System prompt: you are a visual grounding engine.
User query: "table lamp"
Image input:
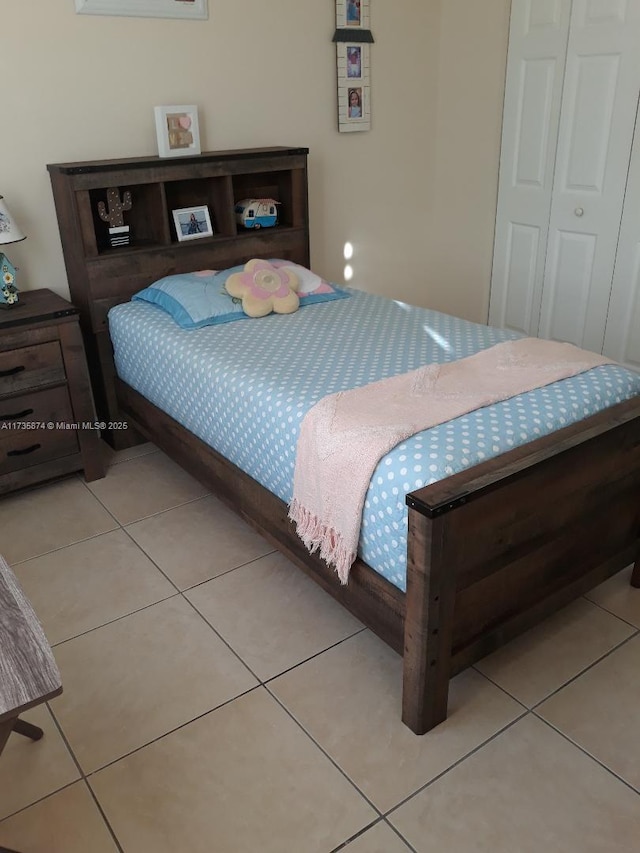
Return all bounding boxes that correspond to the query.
[0,195,26,308]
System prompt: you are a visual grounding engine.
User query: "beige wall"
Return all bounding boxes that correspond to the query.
[2,1,509,320]
[428,0,511,322]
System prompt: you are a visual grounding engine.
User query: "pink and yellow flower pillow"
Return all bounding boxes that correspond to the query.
[225,259,300,318]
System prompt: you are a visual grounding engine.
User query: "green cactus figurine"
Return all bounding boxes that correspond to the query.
[98,188,132,228]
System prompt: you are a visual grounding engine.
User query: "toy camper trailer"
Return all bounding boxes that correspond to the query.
[235,198,279,229]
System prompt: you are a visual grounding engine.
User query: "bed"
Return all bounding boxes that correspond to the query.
[109,281,640,733]
[48,148,640,734]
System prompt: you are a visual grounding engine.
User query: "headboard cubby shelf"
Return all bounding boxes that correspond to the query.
[48,146,310,448]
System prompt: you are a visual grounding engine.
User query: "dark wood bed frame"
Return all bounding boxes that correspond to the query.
[48,148,640,734]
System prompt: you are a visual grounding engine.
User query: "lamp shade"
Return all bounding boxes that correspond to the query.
[0,196,26,245]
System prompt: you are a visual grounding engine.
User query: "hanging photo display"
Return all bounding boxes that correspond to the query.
[333,0,374,133]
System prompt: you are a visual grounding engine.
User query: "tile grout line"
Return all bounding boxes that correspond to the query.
[471,633,640,801]
[74,452,216,530]
[104,445,160,467]
[327,818,387,853]
[531,712,640,798]
[182,585,367,686]
[380,709,531,822]
[117,492,217,528]
[43,632,371,794]
[118,524,183,594]
[179,593,264,683]
[174,548,278,592]
[262,683,386,821]
[49,590,182,649]
[528,630,640,711]
[45,630,372,794]
[9,526,120,569]
[80,778,126,853]
[328,816,419,853]
[385,817,420,853]
[0,779,78,826]
[180,590,372,773]
[13,494,280,650]
[78,465,285,604]
[0,707,125,853]
[261,627,369,685]
[582,585,640,632]
[81,485,214,530]
[47,542,282,648]
[471,624,640,712]
[66,684,264,777]
[6,470,123,567]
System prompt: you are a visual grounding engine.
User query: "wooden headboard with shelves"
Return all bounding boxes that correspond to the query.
[48,146,310,448]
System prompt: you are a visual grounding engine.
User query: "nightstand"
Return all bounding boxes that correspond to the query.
[0,289,105,495]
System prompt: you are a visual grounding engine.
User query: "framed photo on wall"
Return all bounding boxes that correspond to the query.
[334,0,373,132]
[75,0,208,19]
[347,45,362,79]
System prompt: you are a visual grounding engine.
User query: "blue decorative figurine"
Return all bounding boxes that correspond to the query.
[0,256,18,308]
[0,194,26,308]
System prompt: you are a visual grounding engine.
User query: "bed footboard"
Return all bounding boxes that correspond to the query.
[117,376,639,736]
[52,147,640,737]
[403,396,640,734]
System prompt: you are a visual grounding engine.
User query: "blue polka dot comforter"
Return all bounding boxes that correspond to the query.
[108,289,640,591]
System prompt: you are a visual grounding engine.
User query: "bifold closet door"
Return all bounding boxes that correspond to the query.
[602,94,640,372]
[490,0,640,353]
[489,0,572,337]
[537,0,640,352]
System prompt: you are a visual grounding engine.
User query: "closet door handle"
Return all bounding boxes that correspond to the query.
[574,207,584,217]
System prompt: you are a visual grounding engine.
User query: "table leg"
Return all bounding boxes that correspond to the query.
[12,718,44,741]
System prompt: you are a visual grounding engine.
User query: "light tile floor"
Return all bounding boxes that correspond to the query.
[0,444,639,852]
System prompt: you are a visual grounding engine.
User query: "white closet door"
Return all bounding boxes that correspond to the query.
[489,0,571,335]
[538,0,640,352]
[602,96,640,371]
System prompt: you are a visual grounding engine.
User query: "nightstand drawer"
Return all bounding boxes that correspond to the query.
[0,290,105,493]
[0,425,79,475]
[0,341,65,397]
[0,386,75,427]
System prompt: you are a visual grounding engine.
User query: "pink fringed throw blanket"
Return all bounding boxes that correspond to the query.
[288,338,611,584]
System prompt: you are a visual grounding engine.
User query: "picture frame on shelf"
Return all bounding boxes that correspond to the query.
[173,205,213,242]
[75,0,208,20]
[154,105,201,158]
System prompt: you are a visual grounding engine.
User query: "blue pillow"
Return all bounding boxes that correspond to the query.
[132,271,245,330]
[133,262,350,330]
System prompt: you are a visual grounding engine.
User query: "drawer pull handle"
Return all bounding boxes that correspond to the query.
[0,365,25,378]
[7,443,41,457]
[0,408,34,422]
